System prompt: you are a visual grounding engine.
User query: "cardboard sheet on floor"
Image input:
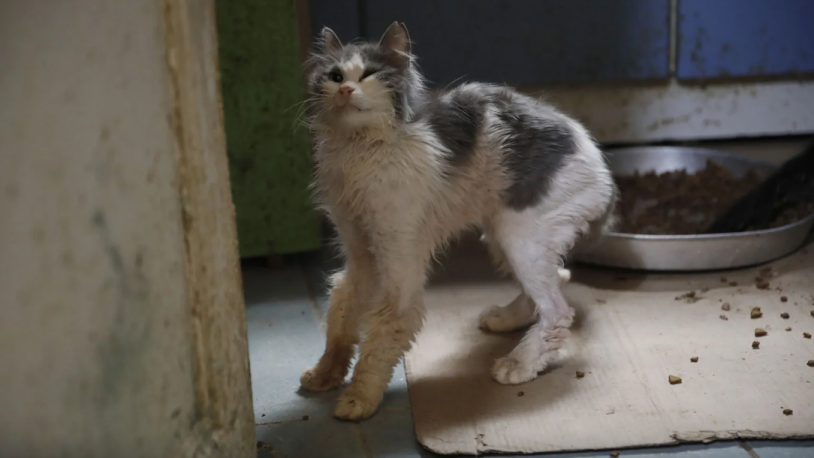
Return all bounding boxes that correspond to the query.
[405,241,814,455]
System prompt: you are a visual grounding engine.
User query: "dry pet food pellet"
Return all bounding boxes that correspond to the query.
[752,341,761,349]
[807,360,814,367]
[781,312,790,319]
[805,332,812,339]
[668,375,682,385]
[720,314,729,320]
[610,452,620,458]
[751,307,763,319]
[786,327,792,331]
[811,310,814,318]
[759,267,772,276]
[722,303,731,311]
[781,296,788,302]
[783,409,793,416]
[755,328,768,337]
[690,357,699,363]
[517,391,525,397]
[755,277,770,290]
[576,371,586,379]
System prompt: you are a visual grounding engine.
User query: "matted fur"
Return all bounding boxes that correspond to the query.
[299,22,617,421]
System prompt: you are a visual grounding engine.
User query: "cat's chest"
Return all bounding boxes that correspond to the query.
[320,143,416,190]
[317,140,433,211]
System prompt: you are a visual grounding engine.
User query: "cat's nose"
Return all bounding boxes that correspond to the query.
[338,85,355,97]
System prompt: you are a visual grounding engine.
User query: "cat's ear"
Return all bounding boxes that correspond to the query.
[319,27,342,53]
[379,22,411,63]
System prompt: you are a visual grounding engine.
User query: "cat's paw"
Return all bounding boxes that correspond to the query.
[491,356,540,385]
[300,366,343,392]
[333,387,382,421]
[479,305,532,333]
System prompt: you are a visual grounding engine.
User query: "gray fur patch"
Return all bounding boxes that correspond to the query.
[424,90,487,166]
[492,91,576,210]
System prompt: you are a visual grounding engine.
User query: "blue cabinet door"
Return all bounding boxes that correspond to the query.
[677,0,814,79]
[364,0,671,87]
[310,0,671,87]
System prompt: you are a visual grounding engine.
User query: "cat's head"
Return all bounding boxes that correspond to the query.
[305,22,424,131]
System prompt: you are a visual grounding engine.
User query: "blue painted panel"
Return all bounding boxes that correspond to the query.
[677,0,814,79]
[362,0,671,87]
[308,0,360,46]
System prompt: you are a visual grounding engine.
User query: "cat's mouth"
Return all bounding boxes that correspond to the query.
[335,101,369,113]
[342,104,368,113]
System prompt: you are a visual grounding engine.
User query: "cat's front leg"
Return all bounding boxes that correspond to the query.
[333,240,429,421]
[300,222,376,392]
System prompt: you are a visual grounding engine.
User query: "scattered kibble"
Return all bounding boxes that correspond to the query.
[781,312,790,319]
[804,332,812,339]
[807,360,814,367]
[597,299,607,304]
[781,296,788,302]
[752,341,761,349]
[720,314,729,320]
[722,303,731,311]
[783,409,793,416]
[755,328,768,337]
[517,391,525,397]
[610,452,620,458]
[690,357,699,363]
[668,375,682,385]
[751,307,763,319]
[810,310,814,318]
[576,371,585,379]
[755,277,770,290]
[786,327,792,332]
[759,267,773,276]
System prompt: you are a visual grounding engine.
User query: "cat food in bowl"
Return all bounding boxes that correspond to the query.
[574,146,814,271]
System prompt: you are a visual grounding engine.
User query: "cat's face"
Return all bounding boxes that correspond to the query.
[306,22,417,130]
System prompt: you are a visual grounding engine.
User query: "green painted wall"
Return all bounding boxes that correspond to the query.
[216,0,320,257]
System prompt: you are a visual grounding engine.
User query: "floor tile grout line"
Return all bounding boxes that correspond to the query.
[738,440,762,458]
[355,423,375,458]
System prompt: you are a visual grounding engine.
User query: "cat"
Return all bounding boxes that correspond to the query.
[299,22,617,421]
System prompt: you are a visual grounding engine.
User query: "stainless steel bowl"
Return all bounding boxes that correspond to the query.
[573,146,814,271]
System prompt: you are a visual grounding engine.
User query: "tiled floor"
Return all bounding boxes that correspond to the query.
[249,138,813,458]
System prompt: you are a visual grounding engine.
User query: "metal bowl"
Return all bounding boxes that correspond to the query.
[573,146,814,271]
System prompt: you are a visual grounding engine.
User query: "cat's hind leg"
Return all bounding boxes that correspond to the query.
[488,206,584,385]
[478,232,571,333]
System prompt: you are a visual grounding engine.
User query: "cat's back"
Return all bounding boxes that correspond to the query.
[418,83,577,163]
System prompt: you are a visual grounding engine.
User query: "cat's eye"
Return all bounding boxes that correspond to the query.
[361,68,379,80]
[328,71,343,83]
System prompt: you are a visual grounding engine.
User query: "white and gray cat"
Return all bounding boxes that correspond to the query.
[300,22,617,420]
